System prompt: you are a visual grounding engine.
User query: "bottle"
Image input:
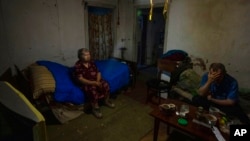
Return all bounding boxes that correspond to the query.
[196,106,204,121]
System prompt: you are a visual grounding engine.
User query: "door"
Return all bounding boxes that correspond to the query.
[135,7,165,68]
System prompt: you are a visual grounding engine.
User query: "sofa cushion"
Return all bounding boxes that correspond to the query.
[30,65,55,99]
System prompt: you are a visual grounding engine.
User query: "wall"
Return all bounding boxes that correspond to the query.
[0,0,85,74]
[166,0,250,90]
[113,0,135,61]
[0,0,12,74]
[0,0,129,74]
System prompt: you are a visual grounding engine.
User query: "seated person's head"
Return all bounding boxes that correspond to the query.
[78,48,91,62]
[209,63,226,83]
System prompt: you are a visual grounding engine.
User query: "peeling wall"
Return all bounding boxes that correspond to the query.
[0,0,85,72]
[113,0,135,61]
[165,0,250,89]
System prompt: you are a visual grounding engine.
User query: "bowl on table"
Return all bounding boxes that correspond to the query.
[205,114,218,126]
[159,103,176,115]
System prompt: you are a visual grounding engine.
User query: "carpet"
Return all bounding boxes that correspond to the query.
[140,123,168,141]
[46,94,153,141]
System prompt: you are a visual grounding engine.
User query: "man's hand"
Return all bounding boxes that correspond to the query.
[208,71,221,83]
[207,95,212,101]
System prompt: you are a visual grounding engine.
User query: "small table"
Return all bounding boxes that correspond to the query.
[149,98,229,141]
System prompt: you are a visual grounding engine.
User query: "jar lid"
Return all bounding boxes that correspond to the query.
[178,118,188,126]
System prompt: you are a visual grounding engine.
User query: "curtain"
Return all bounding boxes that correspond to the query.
[88,7,113,60]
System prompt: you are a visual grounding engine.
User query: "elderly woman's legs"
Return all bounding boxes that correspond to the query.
[91,102,102,118]
[100,80,115,108]
[104,95,115,108]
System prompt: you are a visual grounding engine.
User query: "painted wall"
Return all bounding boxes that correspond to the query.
[113,0,135,61]
[0,0,85,73]
[0,0,128,73]
[0,0,12,74]
[166,0,250,89]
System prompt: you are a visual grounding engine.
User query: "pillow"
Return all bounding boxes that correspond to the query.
[29,65,55,99]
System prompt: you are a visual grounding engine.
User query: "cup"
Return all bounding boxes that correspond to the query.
[179,104,189,118]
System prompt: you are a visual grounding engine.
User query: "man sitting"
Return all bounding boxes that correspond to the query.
[172,63,250,124]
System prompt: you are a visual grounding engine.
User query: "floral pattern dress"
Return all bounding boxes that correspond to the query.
[74,60,110,103]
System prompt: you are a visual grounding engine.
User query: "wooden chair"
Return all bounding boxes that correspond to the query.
[146,59,177,104]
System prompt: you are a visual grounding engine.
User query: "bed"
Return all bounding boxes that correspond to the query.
[24,58,131,123]
[32,58,130,105]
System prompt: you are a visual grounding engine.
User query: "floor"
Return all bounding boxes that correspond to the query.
[125,67,170,141]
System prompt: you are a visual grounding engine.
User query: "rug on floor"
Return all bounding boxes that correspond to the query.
[46,94,153,141]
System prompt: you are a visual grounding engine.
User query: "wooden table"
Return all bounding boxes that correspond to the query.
[149,98,229,141]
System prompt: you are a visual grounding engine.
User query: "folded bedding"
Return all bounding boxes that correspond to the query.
[36,59,130,105]
[37,61,84,105]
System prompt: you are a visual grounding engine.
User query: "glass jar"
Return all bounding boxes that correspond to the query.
[196,106,204,120]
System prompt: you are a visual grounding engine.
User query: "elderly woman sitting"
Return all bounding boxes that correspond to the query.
[73,48,115,119]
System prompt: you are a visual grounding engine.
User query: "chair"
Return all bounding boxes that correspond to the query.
[146,59,177,104]
[146,57,192,104]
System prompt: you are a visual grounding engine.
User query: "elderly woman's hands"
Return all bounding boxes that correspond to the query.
[94,81,101,87]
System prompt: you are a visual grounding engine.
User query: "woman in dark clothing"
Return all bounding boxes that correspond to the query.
[74,48,115,118]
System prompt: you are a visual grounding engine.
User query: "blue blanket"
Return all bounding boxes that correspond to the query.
[94,59,130,94]
[37,59,130,105]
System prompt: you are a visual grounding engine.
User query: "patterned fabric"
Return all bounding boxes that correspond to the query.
[74,60,110,103]
[176,69,201,95]
[88,12,113,60]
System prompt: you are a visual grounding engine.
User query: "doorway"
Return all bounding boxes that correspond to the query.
[136,7,165,69]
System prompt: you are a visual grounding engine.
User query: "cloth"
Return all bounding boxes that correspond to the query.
[74,60,110,103]
[200,73,239,102]
[37,60,85,105]
[94,59,130,94]
[176,69,201,95]
[161,50,188,61]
